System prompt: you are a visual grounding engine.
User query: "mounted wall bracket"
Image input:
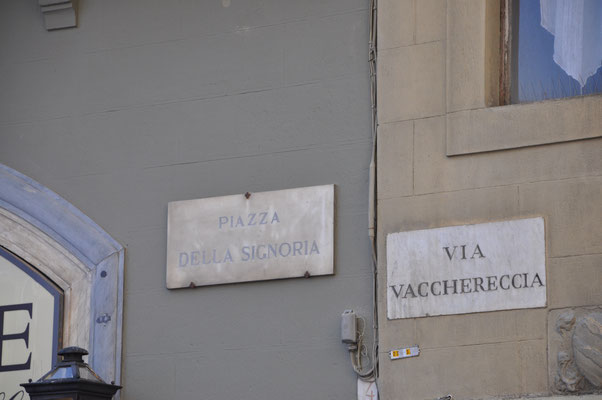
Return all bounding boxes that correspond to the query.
[39,0,77,31]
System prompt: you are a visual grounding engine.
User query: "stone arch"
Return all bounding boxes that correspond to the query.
[0,164,124,387]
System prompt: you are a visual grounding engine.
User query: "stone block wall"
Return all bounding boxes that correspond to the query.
[376,1,602,399]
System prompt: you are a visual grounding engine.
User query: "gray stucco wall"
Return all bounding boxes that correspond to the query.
[0,1,373,399]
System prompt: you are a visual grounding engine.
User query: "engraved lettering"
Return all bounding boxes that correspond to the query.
[471,244,485,259]
[443,246,457,260]
[191,251,200,266]
[443,279,457,295]
[473,277,485,292]
[444,244,485,261]
[271,212,280,224]
[293,241,303,256]
[460,278,471,293]
[487,275,498,291]
[179,252,189,267]
[259,212,268,225]
[499,274,510,290]
[279,242,291,257]
[390,285,404,298]
[241,246,250,261]
[256,245,266,260]
[223,249,233,263]
[403,284,417,298]
[531,273,544,287]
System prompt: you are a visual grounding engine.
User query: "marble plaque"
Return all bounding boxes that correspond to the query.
[167,185,334,288]
[387,217,546,319]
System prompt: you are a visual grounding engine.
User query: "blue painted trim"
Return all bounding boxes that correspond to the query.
[0,164,122,268]
[0,163,124,388]
[0,247,62,367]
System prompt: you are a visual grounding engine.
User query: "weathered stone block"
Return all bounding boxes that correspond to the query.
[377,0,414,50]
[378,41,445,123]
[379,340,546,399]
[414,116,602,194]
[548,254,602,309]
[377,121,413,199]
[416,0,446,43]
[416,309,546,349]
[519,339,549,394]
[378,185,519,235]
[446,0,499,112]
[447,95,602,156]
[378,317,416,352]
[447,0,487,112]
[520,177,602,257]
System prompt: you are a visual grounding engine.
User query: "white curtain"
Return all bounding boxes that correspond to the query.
[540,0,602,87]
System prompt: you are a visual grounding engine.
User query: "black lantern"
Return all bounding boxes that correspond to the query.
[21,347,121,400]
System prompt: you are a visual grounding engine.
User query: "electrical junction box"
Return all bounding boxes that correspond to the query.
[341,309,357,344]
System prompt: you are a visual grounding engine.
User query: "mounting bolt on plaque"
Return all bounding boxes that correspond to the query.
[244,192,251,199]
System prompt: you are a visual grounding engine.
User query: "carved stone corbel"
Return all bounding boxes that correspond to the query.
[39,0,77,31]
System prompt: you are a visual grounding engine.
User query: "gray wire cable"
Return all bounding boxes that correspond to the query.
[349,0,379,382]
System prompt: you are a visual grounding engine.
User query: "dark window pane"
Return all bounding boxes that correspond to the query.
[514,0,602,103]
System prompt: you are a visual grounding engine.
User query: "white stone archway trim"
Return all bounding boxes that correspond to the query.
[0,164,123,392]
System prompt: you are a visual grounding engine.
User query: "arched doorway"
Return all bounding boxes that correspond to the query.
[0,164,124,398]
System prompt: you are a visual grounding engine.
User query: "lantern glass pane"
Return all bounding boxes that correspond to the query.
[45,366,76,380]
[78,366,104,382]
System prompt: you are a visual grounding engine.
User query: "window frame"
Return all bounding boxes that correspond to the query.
[500,0,602,105]
[445,0,602,156]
